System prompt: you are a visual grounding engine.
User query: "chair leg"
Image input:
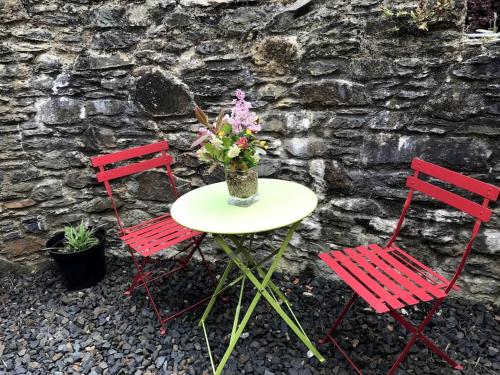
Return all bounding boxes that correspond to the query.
[388,301,464,373]
[142,278,168,335]
[178,234,217,288]
[124,252,168,334]
[124,254,150,296]
[319,293,358,345]
[321,294,464,374]
[387,298,464,375]
[122,234,219,335]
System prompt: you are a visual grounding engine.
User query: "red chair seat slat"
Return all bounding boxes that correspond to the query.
[391,245,460,291]
[355,246,434,303]
[407,176,491,221]
[91,141,169,167]
[140,230,200,257]
[121,214,201,257]
[345,248,419,306]
[320,244,455,313]
[332,251,405,310]
[127,222,183,246]
[122,216,180,242]
[123,213,172,233]
[132,225,194,253]
[319,252,388,313]
[411,158,500,200]
[369,244,447,299]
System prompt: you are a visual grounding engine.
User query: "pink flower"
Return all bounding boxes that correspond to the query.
[235,89,245,100]
[198,127,211,136]
[235,137,248,149]
[227,89,261,133]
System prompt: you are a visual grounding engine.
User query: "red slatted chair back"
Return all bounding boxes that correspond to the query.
[387,158,499,293]
[90,141,178,233]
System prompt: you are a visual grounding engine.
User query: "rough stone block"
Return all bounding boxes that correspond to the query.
[3,199,37,209]
[86,100,126,116]
[284,137,327,158]
[293,79,369,106]
[37,151,87,170]
[87,6,127,28]
[37,97,84,125]
[452,55,500,80]
[90,31,140,50]
[0,237,44,260]
[479,229,500,255]
[305,59,345,76]
[423,85,484,121]
[132,170,177,202]
[252,36,299,75]
[32,179,63,202]
[12,29,54,42]
[0,0,29,23]
[180,0,234,6]
[350,58,395,81]
[74,52,133,71]
[82,197,113,213]
[360,134,492,170]
[134,70,193,116]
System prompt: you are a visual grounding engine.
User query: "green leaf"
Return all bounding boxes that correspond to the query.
[63,219,98,253]
[221,123,232,135]
[204,143,217,156]
[222,137,232,148]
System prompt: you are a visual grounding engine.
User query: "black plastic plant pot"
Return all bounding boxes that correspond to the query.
[46,228,106,290]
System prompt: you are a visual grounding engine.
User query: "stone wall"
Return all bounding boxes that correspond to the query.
[466,0,500,31]
[0,0,499,303]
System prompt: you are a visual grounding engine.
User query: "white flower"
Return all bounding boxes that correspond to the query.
[252,153,260,163]
[227,145,240,158]
[196,147,210,162]
[210,137,223,150]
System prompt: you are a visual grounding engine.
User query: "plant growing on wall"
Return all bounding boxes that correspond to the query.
[381,0,455,35]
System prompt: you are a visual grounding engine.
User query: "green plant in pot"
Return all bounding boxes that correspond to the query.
[46,220,106,290]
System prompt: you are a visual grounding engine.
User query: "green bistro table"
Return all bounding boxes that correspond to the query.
[171,178,326,374]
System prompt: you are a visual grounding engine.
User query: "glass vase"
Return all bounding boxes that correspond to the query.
[224,166,259,207]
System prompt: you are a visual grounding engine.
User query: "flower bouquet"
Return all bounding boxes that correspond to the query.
[191,89,267,207]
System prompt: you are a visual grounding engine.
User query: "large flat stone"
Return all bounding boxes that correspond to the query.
[360,134,492,170]
[74,52,133,70]
[0,0,29,23]
[37,97,84,125]
[90,30,141,50]
[284,137,327,158]
[87,6,127,28]
[293,79,369,106]
[134,70,193,116]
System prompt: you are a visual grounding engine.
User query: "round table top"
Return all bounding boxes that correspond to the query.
[171,178,318,235]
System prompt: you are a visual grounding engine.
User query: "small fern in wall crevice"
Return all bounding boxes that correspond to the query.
[381,0,456,35]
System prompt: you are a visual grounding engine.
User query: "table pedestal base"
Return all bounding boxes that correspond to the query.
[199,221,325,375]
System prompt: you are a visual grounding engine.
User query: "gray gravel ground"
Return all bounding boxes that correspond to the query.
[1,255,499,375]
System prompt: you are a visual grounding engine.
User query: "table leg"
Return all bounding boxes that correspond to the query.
[239,244,291,308]
[200,253,236,326]
[204,222,325,375]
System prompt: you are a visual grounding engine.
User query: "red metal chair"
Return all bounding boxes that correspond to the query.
[91,141,216,334]
[319,158,499,374]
